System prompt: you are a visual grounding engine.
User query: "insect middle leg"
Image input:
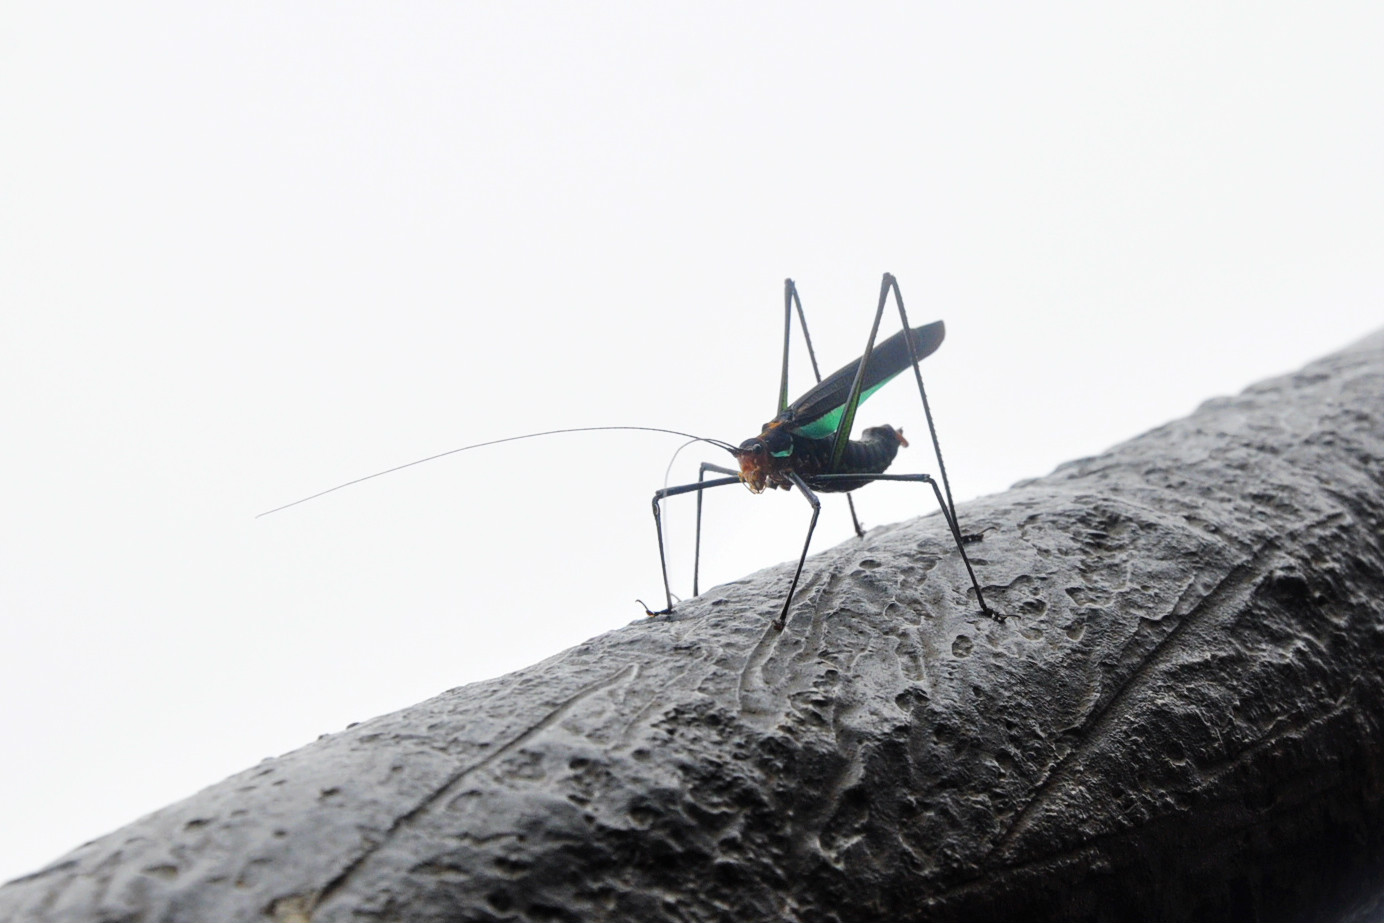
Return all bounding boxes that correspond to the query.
[775,470,822,631]
[878,273,962,527]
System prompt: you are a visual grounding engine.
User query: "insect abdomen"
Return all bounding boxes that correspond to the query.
[803,425,906,493]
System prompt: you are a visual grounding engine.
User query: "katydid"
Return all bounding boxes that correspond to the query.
[258,273,992,631]
[644,273,991,630]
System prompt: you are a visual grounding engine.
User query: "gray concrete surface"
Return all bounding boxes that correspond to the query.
[4,330,1383,923]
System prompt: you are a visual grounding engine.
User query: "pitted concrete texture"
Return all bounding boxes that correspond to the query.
[4,330,1384,923]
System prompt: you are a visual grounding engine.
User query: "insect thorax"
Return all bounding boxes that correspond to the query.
[736,424,907,494]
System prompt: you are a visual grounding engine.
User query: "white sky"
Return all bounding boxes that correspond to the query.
[2,2,1380,884]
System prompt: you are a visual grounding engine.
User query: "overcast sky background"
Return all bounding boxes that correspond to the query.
[2,2,1381,884]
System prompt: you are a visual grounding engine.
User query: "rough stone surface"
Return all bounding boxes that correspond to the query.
[4,331,1384,923]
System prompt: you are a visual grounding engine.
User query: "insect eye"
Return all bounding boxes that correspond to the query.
[737,438,765,457]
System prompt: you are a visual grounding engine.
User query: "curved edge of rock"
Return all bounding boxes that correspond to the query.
[4,330,1383,923]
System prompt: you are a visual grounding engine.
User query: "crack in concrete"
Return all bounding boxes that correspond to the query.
[303,663,640,919]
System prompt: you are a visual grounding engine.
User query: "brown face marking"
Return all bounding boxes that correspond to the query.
[737,441,769,493]
[736,422,794,493]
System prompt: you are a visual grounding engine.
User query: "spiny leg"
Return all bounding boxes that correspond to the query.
[811,472,996,620]
[774,470,822,632]
[644,474,741,616]
[693,462,739,596]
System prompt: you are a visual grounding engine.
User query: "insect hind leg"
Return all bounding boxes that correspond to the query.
[811,471,997,621]
[879,273,961,527]
[784,278,866,539]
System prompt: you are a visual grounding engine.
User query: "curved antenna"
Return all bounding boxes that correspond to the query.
[654,437,704,587]
[258,426,738,518]
[662,437,703,491]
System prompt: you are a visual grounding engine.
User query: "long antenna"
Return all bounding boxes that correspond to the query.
[259,426,738,518]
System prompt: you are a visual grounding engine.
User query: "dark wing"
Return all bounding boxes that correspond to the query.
[785,320,945,439]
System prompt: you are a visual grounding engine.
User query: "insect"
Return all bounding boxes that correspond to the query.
[258,273,992,632]
[643,273,992,630]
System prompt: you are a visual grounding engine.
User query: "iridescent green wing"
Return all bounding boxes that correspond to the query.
[786,321,945,440]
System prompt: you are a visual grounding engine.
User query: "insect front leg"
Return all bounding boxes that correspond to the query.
[643,474,740,617]
[693,462,739,596]
[784,278,864,539]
